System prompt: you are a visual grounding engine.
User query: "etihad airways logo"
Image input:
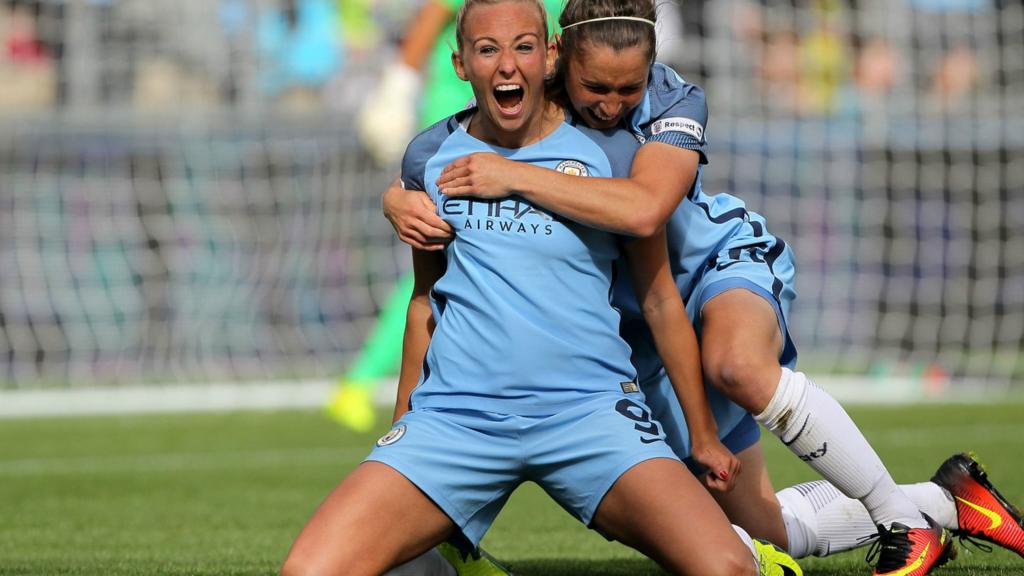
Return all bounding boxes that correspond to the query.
[442,197,556,236]
[440,158,590,237]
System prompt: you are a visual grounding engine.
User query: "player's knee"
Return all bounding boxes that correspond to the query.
[717,551,759,576]
[703,351,776,411]
[665,550,756,576]
[279,553,319,576]
[280,546,375,576]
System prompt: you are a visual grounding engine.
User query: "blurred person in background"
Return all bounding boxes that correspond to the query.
[0,0,56,111]
[325,0,563,433]
[258,0,344,112]
[339,0,379,52]
[797,0,848,115]
[908,0,990,112]
[850,35,899,108]
[737,0,850,116]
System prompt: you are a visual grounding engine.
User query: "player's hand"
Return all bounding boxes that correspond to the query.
[436,152,519,199]
[691,437,741,493]
[383,178,452,250]
[358,62,420,166]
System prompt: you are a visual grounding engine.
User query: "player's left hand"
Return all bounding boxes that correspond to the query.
[691,438,741,493]
[437,152,519,199]
[383,177,452,250]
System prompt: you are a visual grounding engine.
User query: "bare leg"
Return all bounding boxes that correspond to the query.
[281,461,456,576]
[711,442,789,549]
[702,289,927,530]
[592,458,757,576]
[700,289,784,413]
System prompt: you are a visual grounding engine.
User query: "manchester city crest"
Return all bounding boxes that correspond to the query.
[376,424,407,447]
[555,160,588,177]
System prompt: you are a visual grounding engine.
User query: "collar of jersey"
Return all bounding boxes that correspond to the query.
[450,105,573,154]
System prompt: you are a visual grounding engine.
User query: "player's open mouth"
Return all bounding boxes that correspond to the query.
[588,107,618,125]
[493,84,524,116]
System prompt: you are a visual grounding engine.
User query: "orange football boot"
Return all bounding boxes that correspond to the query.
[932,452,1024,559]
[868,514,953,576]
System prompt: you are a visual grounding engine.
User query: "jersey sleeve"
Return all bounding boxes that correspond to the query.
[643,63,710,164]
[400,116,456,194]
[400,145,427,193]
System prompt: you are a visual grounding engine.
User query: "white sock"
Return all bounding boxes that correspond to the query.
[384,548,457,576]
[732,523,760,570]
[901,481,958,528]
[755,368,927,530]
[778,480,957,559]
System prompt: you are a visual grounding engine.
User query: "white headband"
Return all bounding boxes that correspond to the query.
[560,16,655,31]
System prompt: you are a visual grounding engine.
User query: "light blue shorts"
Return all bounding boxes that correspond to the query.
[643,369,760,470]
[689,240,798,369]
[364,393,680,549]
[628,244,798,465]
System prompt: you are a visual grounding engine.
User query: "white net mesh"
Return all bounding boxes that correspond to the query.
[0,0,1021,391]
[690,1,1024,386]
[0,121,403,386]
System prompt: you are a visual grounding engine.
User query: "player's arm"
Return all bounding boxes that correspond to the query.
[624,231,740,491]
[359,0,455,166]
[397,0,454,70]
[434,143,698,237]
[383,177,452,251]
[392,247,445,423]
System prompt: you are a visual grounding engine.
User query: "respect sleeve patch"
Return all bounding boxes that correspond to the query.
[650,117,705,141]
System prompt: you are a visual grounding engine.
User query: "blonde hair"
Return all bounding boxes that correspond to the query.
[454,0,550,51]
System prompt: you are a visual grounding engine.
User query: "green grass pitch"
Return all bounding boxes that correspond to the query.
[1,403,1022,575]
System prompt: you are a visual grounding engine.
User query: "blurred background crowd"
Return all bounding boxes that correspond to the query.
[1,0,1019,119]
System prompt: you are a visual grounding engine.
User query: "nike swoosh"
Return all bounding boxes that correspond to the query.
[639,437,660,444]
[957,496,1003,530]
[879,542,928,576]
[780,566,798,576]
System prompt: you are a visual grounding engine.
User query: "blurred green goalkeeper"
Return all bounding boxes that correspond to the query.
[327,0,561,432]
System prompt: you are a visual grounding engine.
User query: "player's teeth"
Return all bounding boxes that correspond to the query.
[495,85,521,91]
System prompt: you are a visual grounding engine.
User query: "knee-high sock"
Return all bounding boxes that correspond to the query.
[777,480,957,558]
[754,368,927,530]
[383,548,457,576]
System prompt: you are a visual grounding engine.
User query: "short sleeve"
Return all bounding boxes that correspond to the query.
[400,116,456,193]
[642,64,710,164]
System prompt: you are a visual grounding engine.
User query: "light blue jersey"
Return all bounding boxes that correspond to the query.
[372,108,681,550]
[622,63,795,320]
[613,64,799,458]
[402,108,643,416]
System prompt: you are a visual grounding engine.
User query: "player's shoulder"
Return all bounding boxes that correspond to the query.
[401,109,471,190]
[646,62,707,113]
[567,116,640,153]
[405,111,466,159]
[564,112,640,178]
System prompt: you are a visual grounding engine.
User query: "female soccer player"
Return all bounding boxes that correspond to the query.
[383,0,1024,573]
[280,0,799,574]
